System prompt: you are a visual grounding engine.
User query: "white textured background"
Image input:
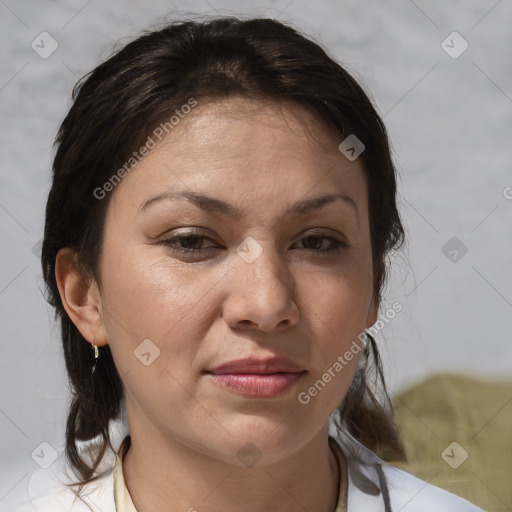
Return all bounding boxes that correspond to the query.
[1,0,511,508]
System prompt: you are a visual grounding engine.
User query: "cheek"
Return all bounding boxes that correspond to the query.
[295,276,366,416]
[307,283,366,379]
[300,259,373,333]
[98,246,223,382]
[100,253,217,418]
[297,260,371,403]
[101,245,221,337]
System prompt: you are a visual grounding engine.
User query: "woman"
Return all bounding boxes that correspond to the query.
[16,16,484,512]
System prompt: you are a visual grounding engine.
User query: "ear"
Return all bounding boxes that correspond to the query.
[365,292,379,329]
[55,247,108,347]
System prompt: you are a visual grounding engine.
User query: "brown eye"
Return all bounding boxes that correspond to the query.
[294,233,347,254]
[161,234,220,254]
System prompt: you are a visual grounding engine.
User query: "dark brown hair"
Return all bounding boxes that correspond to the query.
[41,15,406,486]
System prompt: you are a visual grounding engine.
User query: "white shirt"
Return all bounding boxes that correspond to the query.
[12,433,485,512]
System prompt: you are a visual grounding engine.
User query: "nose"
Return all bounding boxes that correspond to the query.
[221,242,300,332]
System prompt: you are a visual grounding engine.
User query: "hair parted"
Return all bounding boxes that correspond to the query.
[41,15,406,487]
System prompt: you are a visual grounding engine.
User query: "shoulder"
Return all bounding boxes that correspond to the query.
[12,423,129,511]
[10,442,118,512]
[12,467,115,512]
[382,464,485,511]
[332,433,485,511]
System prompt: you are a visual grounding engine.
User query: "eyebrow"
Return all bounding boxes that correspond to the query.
[138,191,358,219]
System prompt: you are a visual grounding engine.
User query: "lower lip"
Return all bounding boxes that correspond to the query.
[207,372,305,398]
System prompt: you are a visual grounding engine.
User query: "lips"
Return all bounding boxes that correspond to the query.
[206,356,305,375]
[205,357,306,398]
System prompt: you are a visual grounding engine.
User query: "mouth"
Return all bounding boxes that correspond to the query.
[204,371,307,398]
[204,356,307,398]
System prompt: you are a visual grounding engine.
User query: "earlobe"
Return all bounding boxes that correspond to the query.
[55,247,108,347]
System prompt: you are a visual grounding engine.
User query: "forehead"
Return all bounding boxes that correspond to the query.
[173,97,338,145]
[108,97,368,218]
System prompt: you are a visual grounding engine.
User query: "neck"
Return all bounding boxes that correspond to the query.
[121,417,341,512]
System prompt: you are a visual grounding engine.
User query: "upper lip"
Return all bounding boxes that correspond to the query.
[206,357,305,374]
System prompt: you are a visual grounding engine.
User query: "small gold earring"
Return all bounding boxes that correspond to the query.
[92,344,99,374]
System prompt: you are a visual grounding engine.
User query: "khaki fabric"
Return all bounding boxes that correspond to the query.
[391,373,511,512]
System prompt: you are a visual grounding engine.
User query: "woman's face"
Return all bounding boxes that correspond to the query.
[94,97,377,464]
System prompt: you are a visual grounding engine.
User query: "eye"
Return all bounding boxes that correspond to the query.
[294,232,348,254]
[160,233,220,255]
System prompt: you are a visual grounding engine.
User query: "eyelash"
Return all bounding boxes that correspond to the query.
[159,231,348,256]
